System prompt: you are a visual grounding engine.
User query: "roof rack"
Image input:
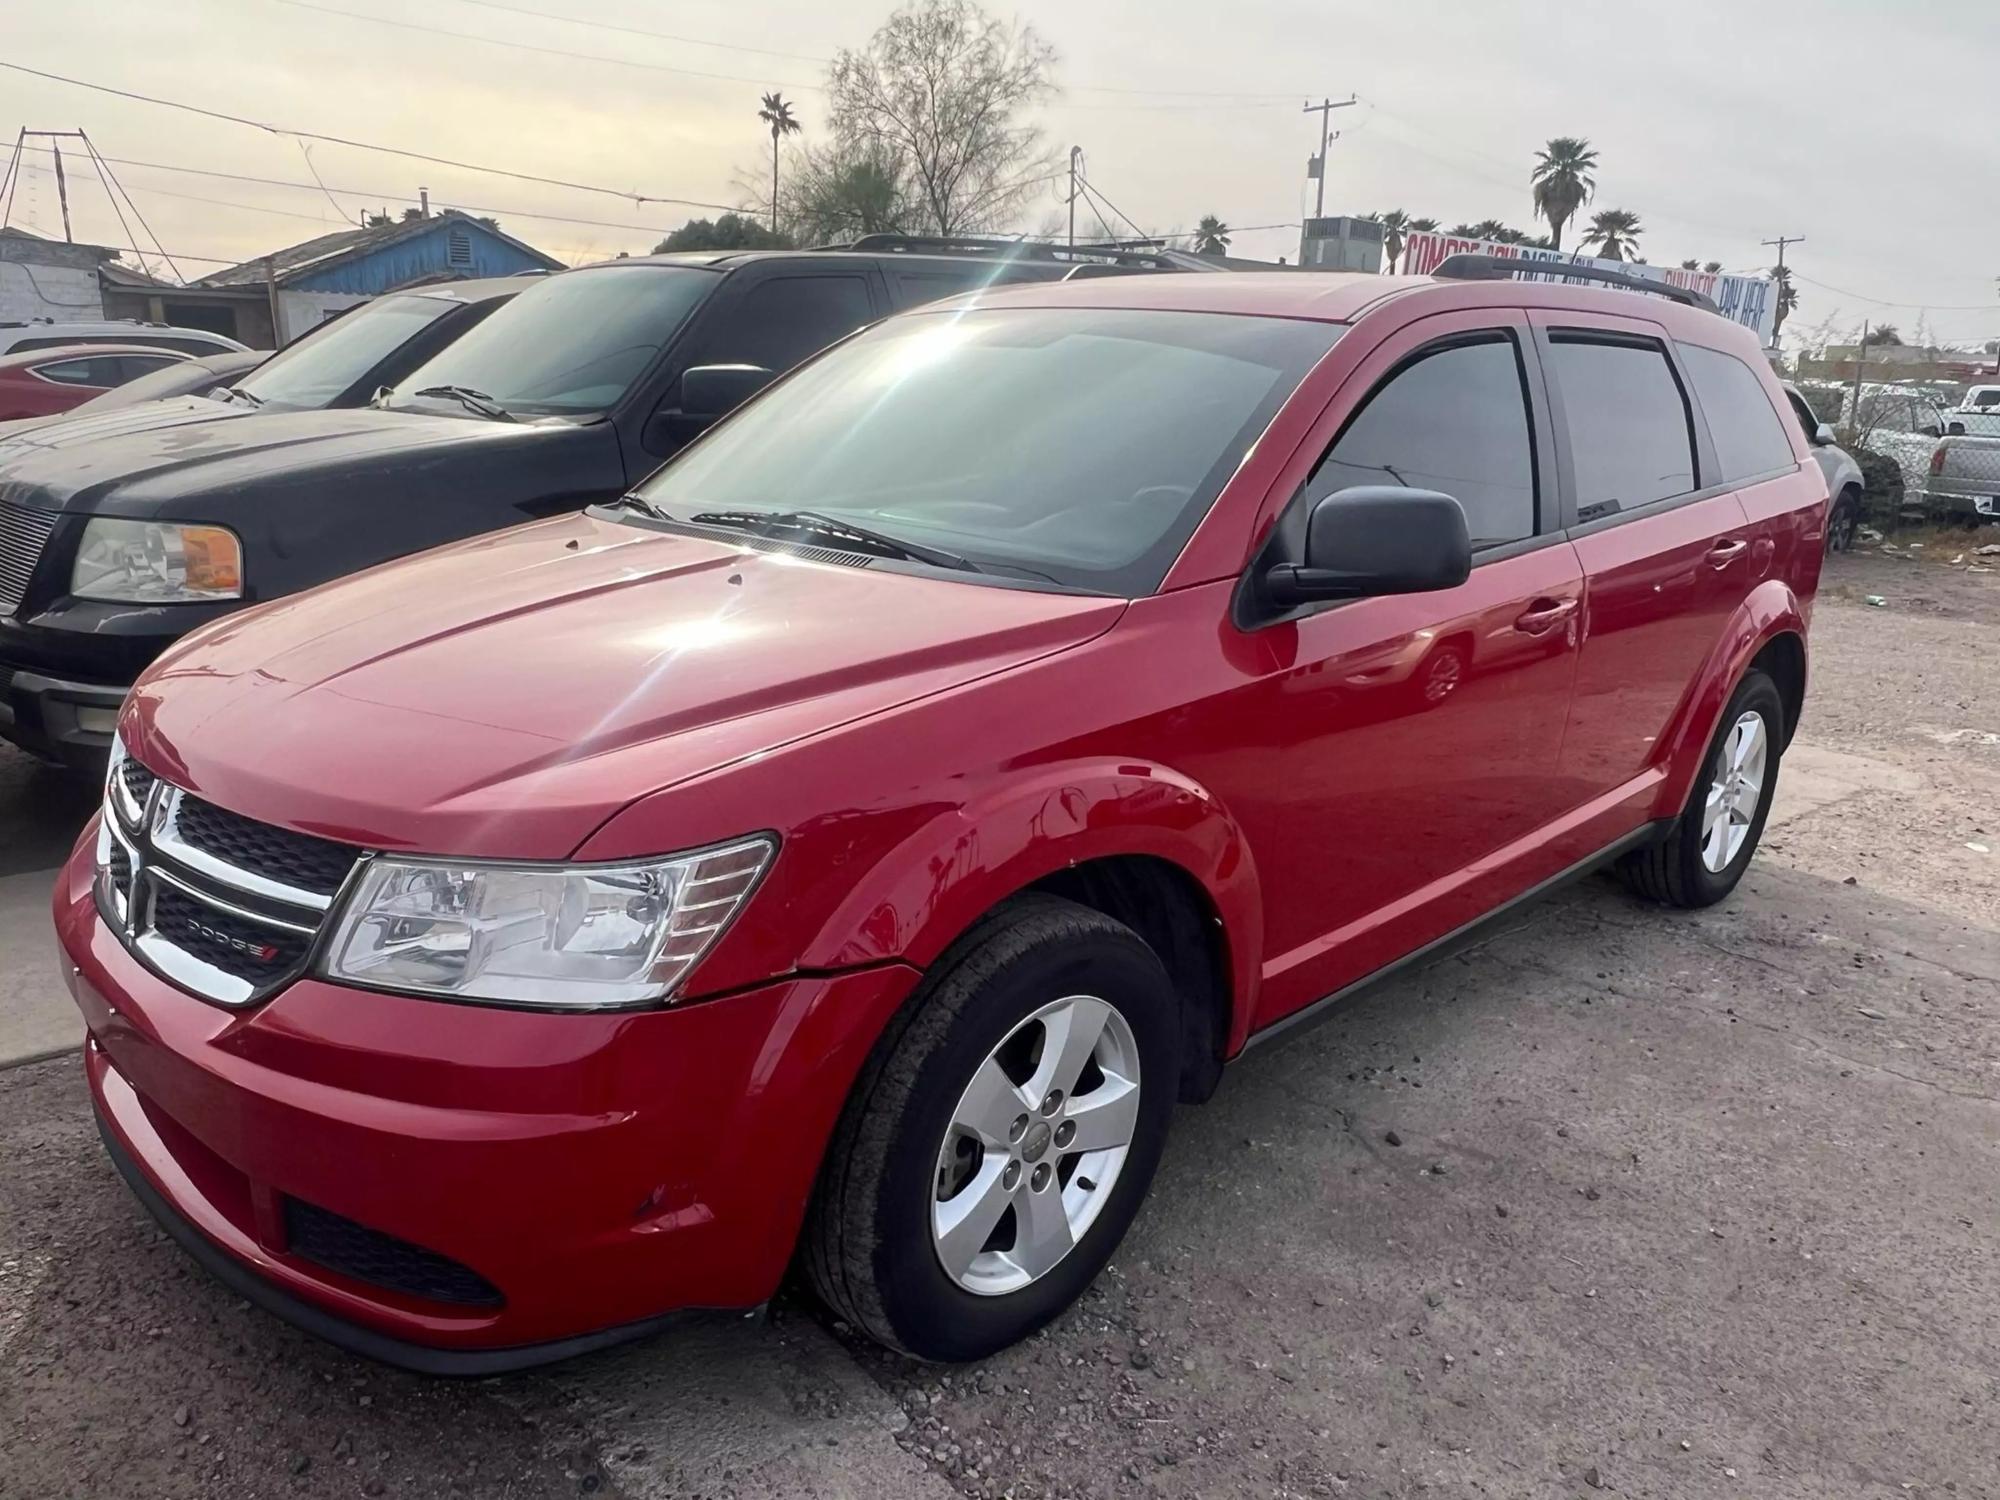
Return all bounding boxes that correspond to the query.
[823,233,1182,270]
[1432,253,1720,314]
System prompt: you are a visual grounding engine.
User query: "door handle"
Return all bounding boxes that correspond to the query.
[1705,538,1749,567]
[1513,597,1578,636]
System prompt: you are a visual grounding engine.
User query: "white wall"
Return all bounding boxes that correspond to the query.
[276,289,368,343]
[0,261,104,322]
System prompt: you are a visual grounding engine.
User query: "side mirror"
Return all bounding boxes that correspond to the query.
[678,363,772,418]
[1812,422,1837,447]
[1948,420,1967,437]
[1263,486,1471,608]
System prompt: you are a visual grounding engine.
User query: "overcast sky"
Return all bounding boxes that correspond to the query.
[5,0,1997,346]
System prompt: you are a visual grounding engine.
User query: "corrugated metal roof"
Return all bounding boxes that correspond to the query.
[195,211,557,288]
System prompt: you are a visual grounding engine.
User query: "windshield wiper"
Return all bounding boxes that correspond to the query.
[691,509,981,573]
[409,385,516,423]
[216,384,262,407]
[612,492,672,520]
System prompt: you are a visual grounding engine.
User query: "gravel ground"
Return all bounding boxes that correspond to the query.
[2,549,1996,1500]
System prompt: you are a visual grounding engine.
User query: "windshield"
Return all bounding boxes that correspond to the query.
[234,294,460,409]
[387,266,715,417]
[632,307,1341,595]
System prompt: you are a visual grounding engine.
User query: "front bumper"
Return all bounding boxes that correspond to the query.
[0,664,126,769]
[55,833,920,1370]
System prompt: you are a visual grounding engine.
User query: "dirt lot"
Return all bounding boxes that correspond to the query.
[2,547,1996,1500]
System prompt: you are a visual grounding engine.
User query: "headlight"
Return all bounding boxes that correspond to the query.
[71,518,243,603]
[319,838,774,1008]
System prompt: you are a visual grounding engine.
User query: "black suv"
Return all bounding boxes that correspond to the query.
[0,238,1185,768]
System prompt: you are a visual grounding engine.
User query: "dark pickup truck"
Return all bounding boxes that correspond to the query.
[0,239,1180,768]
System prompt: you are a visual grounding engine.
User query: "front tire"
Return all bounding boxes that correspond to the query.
[1619,668,1784,908]
[804,896,1180,1361]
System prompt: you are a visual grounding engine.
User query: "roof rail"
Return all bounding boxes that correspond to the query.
[823,233,1181,270]
[1432,253,1720,314]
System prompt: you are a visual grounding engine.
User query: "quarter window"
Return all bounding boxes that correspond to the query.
[702,274,876,375]
[1311,335,1538,548]
[1545,335,1696,512]
[1679,344,1796,482]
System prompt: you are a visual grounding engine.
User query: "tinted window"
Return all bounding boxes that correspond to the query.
[392,266,716,416]
[1783,390,1820,439]
[695,274,875,374]
[1311,336,1537,547]
[114,354,182,383]
[634,308,1340,596]
[1680,344,1795,482]
[33,357,114,386]
[1546,336,1695,510]
[890,268,993,309]
[237,294,457,409]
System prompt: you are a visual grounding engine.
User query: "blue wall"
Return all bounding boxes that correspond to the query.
[289,219,556,294]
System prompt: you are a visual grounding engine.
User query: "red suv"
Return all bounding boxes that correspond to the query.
[55,261,1824,1373]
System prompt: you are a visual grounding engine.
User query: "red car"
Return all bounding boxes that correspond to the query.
[56,260,1825,1373]
[0,343,192,419]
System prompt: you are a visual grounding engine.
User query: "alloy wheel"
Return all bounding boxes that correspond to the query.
[931,994,1141,1297]
[1701,710,1768,872]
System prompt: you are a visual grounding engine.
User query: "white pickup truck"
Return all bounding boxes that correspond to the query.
[1925,408,2000,523]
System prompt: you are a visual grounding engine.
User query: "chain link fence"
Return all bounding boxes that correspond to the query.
[1795,383,2000,529]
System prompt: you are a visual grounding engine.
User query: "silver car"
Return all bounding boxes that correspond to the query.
[1781,382,1865,551]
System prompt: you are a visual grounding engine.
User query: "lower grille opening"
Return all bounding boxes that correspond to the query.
[149,883,309,981]
[283,1198,504,1309]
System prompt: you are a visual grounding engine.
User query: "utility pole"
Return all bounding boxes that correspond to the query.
[50,141,73,241]
[1067,146,1082,248]
[1849,319,1868,426]
[1760,234,1803,276]
[1302,96,1358,221]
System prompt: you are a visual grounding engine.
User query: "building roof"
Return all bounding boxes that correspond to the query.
[195,210,558,288]
[0,224,123,263]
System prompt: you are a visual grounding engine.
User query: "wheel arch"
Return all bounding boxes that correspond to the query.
[1656,578,1809,816]
[797,758,1263,1096]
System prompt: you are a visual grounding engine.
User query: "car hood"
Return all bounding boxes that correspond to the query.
[124,512,1126,859]
[0,401,557,517]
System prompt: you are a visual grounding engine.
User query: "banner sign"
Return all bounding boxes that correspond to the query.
[1400,230,1777,346]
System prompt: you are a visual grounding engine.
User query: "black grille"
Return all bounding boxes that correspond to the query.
[150,881,310,979]
[118,755,156,808]
[107,840,133,904]
[0,503,57,617]
[173,795,357,897]
[284,1198,504,1309]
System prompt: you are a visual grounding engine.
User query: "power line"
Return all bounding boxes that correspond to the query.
[1789,272,2000,312]
[0,61,744,212]
[430,0,1307,99]
[8,140,679,236]
[261,0,824,91]
[1076,175,1147,241]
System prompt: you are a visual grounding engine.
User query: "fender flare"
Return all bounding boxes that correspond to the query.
[797,757,1264,1051]
[1656,577,1808,817]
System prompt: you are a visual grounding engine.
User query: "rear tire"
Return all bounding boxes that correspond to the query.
[1619,669,1784,908]
[1825,486,1861,553]
[804,895,1180,1361]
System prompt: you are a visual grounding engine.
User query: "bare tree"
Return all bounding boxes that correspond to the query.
[827,0,1059,236]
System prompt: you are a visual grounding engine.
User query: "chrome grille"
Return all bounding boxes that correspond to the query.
[0,503,57,617]
[96,739,364,1006]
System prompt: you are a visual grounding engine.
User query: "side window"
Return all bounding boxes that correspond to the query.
[706,274,875,374]
[33,357,112,386]
[1678,344,1796,483]
[1544,334,1696,512]
[1311,334,1538,548]
[115,354,182,383]
[1783,390,1820,440]
[888,268,988,310]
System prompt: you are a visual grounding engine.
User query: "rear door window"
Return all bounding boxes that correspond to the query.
[114,354,183,383]
[1310,333,1539,548]
[699,273,878,374]
[1545,334,1697,513]
[32,356,117,386]
[1679,344,1796,482]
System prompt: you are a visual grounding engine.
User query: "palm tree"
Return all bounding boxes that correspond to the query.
[1530,137,1597,252]
[1372,209,1412,272]
[1407,217,1439,233]
[1771,265,1798,340]
[1445,223,1483,238]
[1702,261,1722,274]
[1580,208,1642,261]
[1679,259,1700,270]
[1192,215,1231,256]
[757,92,802,231]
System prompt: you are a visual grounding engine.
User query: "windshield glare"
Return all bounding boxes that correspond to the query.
[235,294,458,409]
[390,266,714,417]
[633,307,1340,594]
